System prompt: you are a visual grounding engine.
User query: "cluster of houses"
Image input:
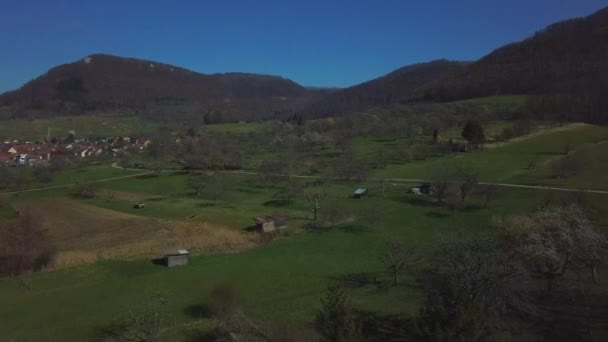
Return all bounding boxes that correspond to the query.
[0,137,152,167]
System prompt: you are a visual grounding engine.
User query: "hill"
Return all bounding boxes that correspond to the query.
[300,7,608,122]
[299,60,468,118]
[0,54,311,122]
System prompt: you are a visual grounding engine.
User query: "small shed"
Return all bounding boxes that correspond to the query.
[164,249,189,267]
[353,188,368,199]
[255,215,287,233]
[419,183,432,194]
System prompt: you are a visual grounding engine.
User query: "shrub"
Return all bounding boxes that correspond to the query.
[71,182,100,198]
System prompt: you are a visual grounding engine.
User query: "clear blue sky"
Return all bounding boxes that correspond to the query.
[1,0,607,92]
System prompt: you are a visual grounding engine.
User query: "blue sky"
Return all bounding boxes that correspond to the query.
[1,0,607,92]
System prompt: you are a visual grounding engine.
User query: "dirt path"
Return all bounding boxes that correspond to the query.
[4,156,608,198]
[218,171,608,195]
[0,169,153,196]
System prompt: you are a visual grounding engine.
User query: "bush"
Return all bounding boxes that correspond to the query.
[71,182,100,198]
[33,166,54,183]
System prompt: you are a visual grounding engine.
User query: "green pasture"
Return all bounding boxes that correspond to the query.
[2,174,590,341]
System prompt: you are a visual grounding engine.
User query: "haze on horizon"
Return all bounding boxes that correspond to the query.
[1,0,606,93]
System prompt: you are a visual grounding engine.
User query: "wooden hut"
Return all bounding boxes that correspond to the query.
[255,216,287,233]
[164,249,189,267]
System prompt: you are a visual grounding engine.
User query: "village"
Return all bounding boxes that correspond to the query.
[0,134,152,166]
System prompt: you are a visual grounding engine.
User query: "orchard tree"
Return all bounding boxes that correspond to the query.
[456,165,478,207]
[304,186,327,227]
[380,242,419,285]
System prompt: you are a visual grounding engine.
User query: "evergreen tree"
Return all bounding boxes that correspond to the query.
[314,282,360,342]
[461,120,485,148]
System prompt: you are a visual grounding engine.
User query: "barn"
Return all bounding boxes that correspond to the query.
[164,249,189,267]
[255,215,287,233]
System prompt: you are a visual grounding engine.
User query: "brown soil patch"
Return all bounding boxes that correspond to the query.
[14,199,255,269]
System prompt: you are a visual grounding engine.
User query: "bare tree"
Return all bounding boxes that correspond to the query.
[94,292,168,342]
[304,186,327,226]
[188,173,206,197]
[321,201,348,229]
[362,200,384,232]
[456,166,478,207]
[208,173,227,206]
[380,242,419,285]
[475,184,500,208]
[208,283,270,342]
[118,151,132,171]
[431,163,454,204]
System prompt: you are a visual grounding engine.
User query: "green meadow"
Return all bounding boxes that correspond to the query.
[1,119,608,341]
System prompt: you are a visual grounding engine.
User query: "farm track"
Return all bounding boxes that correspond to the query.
[2,159,607,197]
[0,169,154,196]
[220,170,608,195]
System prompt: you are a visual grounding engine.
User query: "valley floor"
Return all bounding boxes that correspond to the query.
[1,122,608,341]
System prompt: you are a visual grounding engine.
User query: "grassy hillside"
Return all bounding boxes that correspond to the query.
[377,123,608,186]
[0,115,158,141]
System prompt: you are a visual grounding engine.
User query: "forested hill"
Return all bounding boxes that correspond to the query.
[300,6,608,122]
[416,6,608,100]
[0,54,311,122]
[299,60,469,119]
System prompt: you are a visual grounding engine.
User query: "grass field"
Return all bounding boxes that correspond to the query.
[2,182,588,341]
[377,123,608,185]
[0,115,159,141]
[2,117,608,341]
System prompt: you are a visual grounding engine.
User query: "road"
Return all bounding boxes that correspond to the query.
[0,169,153,196]
[1,163,606,197]
[221,170,608,195]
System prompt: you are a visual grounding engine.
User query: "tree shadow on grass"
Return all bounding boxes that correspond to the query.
[183,304,214,319]
[536,151,565,156]
[426,211,452,219]
[459,204,485,212]
[338,223,369,234]
[329,272,381,289]
[356,310,418,342]
[169,170,188,176]
[263,199,291,207]
[135,173,158,180]
[393,196,438,208]
[236,187,261,194]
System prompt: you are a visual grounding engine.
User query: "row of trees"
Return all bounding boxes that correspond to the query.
[430,163,500,209]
